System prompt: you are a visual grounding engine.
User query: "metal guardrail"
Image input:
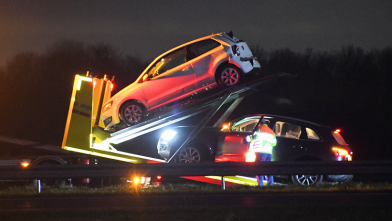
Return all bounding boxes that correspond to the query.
[1,160,392,180]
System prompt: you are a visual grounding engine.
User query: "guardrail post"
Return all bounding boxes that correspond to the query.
[221,176,225,190]
[33,179,41,193]
[37,180,41,193]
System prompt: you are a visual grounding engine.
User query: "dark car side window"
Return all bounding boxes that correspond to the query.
[187,39,221,61]
[274,121,302,139]
[147,48,186,78]
[306,127,320,140]
[231,117,260,132]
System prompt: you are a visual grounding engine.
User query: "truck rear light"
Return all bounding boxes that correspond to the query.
[133,177,140,185]
[20,162,30,168]
[129,176,152,187]
[157,175,162,180]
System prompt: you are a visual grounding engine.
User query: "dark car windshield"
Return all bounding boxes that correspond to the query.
[231,116,261,132]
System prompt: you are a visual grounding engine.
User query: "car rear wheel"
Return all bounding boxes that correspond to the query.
[217,64,242,88]
[291,174,323,186]
[120,101,146,126]
[178,147,204,163]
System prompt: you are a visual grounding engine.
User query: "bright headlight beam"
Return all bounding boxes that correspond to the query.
[161,130,177,140]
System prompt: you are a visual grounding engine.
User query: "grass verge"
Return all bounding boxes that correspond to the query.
[1,181,392,196]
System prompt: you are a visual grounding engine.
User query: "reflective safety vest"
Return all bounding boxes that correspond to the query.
[251,125,277,154]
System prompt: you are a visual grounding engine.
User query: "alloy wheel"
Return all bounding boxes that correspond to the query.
[123,104,143,124]
[292,175,321,185]
[178,147,201,163]
[220,67,240,86]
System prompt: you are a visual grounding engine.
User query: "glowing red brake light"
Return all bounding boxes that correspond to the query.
[334,129,341,134]
[332,147,348,157]
[332,147,352,161]
[157,175,162,180]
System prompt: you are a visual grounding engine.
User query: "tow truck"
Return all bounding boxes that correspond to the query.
[0,72,293,187]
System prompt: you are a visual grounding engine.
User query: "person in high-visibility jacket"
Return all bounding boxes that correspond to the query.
[250,119,277,186]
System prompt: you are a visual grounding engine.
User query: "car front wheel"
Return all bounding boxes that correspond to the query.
[217,64,242,88]
[291,174,323,186]
[120,101,146,126]
[178,147,204,163]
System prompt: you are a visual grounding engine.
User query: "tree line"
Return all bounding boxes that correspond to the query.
[0,40,391,160]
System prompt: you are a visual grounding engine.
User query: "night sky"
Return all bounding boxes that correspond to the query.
[1,0,391,66]
[1,1,392,161]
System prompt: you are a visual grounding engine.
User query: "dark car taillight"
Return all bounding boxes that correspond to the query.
[331,129,352,161]
[332,147,352,161]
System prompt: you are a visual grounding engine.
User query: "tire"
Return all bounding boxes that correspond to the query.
[177,147,205,163]
[216,64,242,88]
[120,101,146,126]
[291,174,323,186]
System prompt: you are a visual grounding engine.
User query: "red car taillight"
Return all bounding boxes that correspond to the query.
[331,129,352,161]
[332,147,352,161]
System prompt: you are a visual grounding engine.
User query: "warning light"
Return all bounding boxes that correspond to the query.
[221,124,230,131]
[334,129,341,134]
[20,162,30,168]
[133,177,140,184]
[157,175,162,180]
[111,83,114,91]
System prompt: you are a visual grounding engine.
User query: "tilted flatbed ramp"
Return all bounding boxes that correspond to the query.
[62,73,294,164]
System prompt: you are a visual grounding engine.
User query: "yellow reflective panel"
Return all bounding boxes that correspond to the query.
[64,146,92,155]
[77,76,93,90]
[205,176,258,186]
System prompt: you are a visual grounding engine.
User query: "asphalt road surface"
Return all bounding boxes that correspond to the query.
[1,192,391,211]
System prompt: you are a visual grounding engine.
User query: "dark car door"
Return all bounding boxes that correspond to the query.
[215,116,260,162]
[272,120,308,161]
